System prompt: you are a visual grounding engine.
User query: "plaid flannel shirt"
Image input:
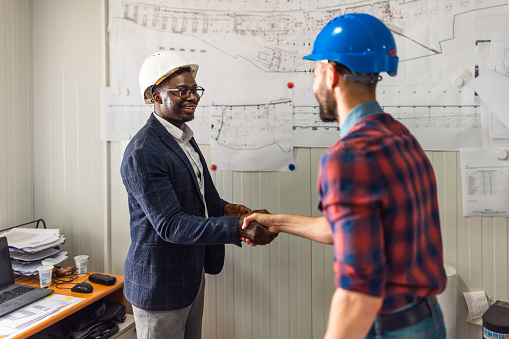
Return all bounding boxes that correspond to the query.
[318,101,447,312]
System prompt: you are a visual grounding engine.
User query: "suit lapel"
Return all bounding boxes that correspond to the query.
[148,114,203,198]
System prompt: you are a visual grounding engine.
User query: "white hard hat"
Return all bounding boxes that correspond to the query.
[139,50,199,104]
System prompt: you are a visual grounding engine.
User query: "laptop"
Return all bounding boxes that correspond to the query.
[0,236,54,318]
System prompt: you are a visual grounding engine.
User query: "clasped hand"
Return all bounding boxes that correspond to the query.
[224,204,277,246]
[238,209,277,245]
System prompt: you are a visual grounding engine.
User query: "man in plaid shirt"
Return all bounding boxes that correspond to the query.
[243,13,447,339]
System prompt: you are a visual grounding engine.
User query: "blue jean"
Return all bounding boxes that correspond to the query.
[365,302,446,339]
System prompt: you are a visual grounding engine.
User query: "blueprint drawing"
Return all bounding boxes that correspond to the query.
[105,0,509,157]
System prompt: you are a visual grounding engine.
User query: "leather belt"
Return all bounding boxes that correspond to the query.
[373,296,437,332]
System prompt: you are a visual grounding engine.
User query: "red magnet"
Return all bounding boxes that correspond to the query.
[210,164,217,171]
[287,82,294,89]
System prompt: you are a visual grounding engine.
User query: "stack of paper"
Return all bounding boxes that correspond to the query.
[0,294,84,338]
[0,228,67,276]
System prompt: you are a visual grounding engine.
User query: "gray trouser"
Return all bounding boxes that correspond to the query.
[132,272,205,339]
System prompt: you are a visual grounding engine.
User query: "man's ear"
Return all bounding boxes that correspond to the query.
[325,63,340,90]
[152,91,163,104]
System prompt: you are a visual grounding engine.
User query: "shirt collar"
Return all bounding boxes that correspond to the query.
[339,101,383,138]
[153,112,194,143]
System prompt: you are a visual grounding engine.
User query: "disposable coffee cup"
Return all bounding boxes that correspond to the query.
[74,255,89,276]
[37,265,53,288]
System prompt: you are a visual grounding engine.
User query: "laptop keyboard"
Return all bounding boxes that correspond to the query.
[0,286,34,305]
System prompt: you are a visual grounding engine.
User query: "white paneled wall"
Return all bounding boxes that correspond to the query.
[204,147,333,339]
[427,151,509,339]
[109,145,509,339]
[0,0,34,228]
[31,0,105,272]
[2,0,509,338]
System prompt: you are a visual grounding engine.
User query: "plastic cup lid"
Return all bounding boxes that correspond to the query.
[42,258,58,266]
[37,265,53,272]
[74,255,89,261]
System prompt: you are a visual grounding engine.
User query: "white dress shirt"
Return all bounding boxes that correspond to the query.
[153,113,209,217]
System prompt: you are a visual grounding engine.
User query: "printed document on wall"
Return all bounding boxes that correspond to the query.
[460,149,509,217]
[209,79,294,171]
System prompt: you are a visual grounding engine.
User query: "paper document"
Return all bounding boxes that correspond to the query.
[10,248,60,262]
[11,251,68,276]
[210,79,294,171]
[468,70,509,129]
[0,294,84,338]
[100,86,151,141]
[463,291,491,325]
[0,228,65,253]
[491,110,509,139]
[460,149,509,217]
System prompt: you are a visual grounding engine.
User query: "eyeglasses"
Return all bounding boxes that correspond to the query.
[159,86,205,99]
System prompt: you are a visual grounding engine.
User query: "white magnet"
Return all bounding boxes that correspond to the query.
[453,77,464,87]
[496,149,508,160]
[122,88,130,96]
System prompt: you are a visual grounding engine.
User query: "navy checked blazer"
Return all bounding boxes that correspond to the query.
[120,114,241,311]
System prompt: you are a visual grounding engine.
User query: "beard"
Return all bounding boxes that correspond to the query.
[161,100,195,124]
[317,88,337,123]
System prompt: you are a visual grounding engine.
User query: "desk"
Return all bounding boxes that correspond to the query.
[11,272,126,339]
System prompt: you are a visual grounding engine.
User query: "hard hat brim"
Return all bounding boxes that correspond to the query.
[142,64,199,104]
[302,53,319,61]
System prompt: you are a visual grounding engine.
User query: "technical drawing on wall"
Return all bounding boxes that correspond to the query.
[210,99,294,171]
[103,0,509,167]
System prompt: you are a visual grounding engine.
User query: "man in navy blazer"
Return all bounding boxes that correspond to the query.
[120,51,276,339]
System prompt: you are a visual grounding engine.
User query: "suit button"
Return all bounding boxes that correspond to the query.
[198,209,203,215]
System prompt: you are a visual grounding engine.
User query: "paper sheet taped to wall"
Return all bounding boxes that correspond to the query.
[460,148,509,217]
[468,70,509,129]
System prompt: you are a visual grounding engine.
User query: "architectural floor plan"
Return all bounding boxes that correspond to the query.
[103,0,509,168]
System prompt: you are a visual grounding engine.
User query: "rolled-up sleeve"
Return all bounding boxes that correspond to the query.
[318,146,386,298]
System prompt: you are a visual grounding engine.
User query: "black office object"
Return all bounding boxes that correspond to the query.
[89,273,117,286]
[68,299,126,337]
[0,236,54,318]
[483,300,509,338]
[0,219,47,232]
[71,282,94,293]
[36,299,126,339]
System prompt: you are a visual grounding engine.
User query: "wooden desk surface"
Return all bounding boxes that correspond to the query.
[11,272,125,339]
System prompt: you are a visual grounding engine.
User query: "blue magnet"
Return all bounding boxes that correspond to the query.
[289,164,295,171]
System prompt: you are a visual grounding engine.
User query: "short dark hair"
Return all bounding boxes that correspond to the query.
[328,61,351,75]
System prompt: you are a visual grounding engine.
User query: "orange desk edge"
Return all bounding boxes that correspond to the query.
[10,272,125,339]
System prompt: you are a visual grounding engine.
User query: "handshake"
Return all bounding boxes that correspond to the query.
[224,204,277,246]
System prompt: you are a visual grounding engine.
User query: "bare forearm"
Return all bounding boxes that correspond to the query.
[271,215,333,244]
[324,289,382,339]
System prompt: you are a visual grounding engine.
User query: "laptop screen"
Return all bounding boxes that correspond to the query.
[0,236,15,288]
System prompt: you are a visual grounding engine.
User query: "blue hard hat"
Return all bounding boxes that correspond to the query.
[303,13,398,76]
